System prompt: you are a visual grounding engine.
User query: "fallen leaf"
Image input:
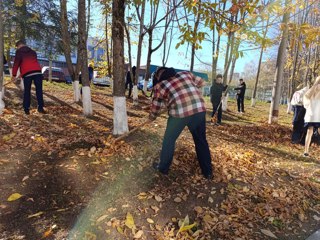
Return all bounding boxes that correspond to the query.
[208,197,214,203]
[133,230,143,239]
[96,214,108,223]
[194,206,203,214]
[313,215,320,221]
[22,176,29,182]
[125,212,135,229]
[147,218,154,224]
[151,206,159,213]
[174,197,182,203]
[28,211,44,218]
[261,229,277,239]
[155,195,162,202]
[7,193,23,201]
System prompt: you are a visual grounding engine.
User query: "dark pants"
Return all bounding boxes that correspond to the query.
[237,95,245,112]
[125,81,133,97]
[23,74,44,111]
[158,112,212,177]
[211,102,222,123]
[292,105,306,144]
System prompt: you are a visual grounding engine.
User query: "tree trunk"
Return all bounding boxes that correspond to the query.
[0,0,5,113]
[112,0,128,135]
[78,0,92,116]
[49,58,53,82]
[268,0,290,124]
[105,12,112,76]
[190,1,201,72]
[133,2,146,104]
[60,0,76,80]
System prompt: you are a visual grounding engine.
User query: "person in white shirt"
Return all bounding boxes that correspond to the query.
[303,76,320,157]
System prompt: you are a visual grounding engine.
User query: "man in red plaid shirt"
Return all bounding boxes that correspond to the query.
[149,67,212,179]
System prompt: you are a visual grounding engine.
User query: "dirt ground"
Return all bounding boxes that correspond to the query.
[0,81,319,240]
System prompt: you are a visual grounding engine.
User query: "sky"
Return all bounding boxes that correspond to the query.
[70,1,279,77]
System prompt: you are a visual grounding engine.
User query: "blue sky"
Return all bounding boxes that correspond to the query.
[70,1,276,76]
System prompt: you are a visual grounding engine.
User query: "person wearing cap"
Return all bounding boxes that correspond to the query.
[149,67,213,180]
[210,74,227,125]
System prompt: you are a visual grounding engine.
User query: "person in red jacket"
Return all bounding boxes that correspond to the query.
[11,40,45,115]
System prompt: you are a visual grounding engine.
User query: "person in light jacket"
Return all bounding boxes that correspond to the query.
[303,76,320,157]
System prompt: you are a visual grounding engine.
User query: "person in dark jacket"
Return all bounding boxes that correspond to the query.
[210,74,227,125]
[126,66,136,98]
[3,55,7,65]
[11,40,45,115]
[234,78,246,113]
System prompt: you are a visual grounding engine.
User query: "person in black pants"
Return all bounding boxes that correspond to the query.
[125,66,136,98]
[210,74,227,125]
[11,40,45,115]
[235,78,246,113]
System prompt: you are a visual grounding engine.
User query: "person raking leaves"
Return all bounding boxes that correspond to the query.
[149,67,213,180]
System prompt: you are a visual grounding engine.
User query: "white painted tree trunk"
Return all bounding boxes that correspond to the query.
[132,85,139,105]
[0,82,4,114]
[222,93,228,111]
[286,99,292,114]
[82,86,93,116]
[113,96,129,135]
[73,80,80,102]
[49,59,52,82]
[143,80,148,92]
[251,98,256,107]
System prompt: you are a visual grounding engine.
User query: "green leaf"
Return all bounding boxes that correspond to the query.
[125,212,135,229]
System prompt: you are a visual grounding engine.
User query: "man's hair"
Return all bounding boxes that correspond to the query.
[155,67,176,82]
[15,40,26,47]
[239,78,244,81]
[216,74,223,79]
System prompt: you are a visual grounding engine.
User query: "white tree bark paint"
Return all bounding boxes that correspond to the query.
[82,86,93,116]
[132,85,139,105]
[222,93,228,111]
[143,80,148,92]
[113,96,129,135]
[73,80,80,102]
[251,98,256,107]
[286,99,292,114]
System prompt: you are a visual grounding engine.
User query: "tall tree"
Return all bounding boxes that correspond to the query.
[78,0,93,115]
[112,0,128,135]
[268,0,290,124]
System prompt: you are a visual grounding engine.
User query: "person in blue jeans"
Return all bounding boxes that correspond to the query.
[149,67,213,179]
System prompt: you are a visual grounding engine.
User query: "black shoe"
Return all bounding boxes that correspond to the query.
[152,162,168,175]
[24,109,30,115]
[303,153,309,157]
[204,174,213,180]
[38,108,47,114]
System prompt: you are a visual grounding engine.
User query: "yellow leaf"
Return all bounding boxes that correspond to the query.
[194,206,203,214]
[28,211,44,218]
[125,212,135,229]
[117,227,124,234]
[2,132,16,141]
[179,223,197,233]
[84,231,97,240]
[7,193,23,201]
[133,230,143,239]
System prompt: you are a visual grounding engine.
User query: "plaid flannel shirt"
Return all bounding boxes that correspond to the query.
[151,71,206,118]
